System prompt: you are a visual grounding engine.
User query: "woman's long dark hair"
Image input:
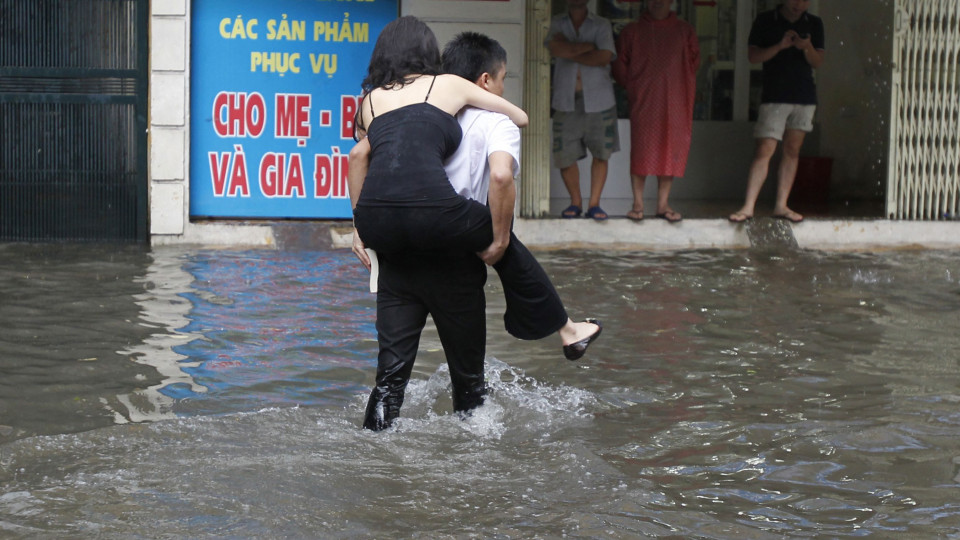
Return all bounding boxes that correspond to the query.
[361,16,442,93]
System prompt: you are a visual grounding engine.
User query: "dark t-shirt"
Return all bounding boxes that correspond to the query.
[748,9,825,105]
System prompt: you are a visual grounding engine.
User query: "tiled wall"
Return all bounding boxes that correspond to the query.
[149,0,188,236]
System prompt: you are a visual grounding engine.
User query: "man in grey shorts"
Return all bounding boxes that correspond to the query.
[729,0,825,224]
[547,0,620,221]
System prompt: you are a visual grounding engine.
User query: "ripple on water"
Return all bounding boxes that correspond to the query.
[3,247,960,537]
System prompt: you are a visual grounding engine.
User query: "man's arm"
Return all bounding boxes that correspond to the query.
[794,34,825,68]
[348,138,371,270]
[548,32,596,59]
[549,33,612,67]
[477,151,516,266]
[571,49,613,67]
[748,30,797,64]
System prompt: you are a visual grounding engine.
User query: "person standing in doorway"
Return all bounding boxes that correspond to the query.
[612,0,700,223]
[547,0,620,221]
[729,0,825,224]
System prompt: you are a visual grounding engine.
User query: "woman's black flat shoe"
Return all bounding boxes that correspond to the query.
[563,319,602,360]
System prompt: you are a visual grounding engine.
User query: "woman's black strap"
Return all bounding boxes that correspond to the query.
[424,75,437,102]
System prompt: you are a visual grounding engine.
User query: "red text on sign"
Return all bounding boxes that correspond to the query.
[213,92,266,138]
[259,153,306,198]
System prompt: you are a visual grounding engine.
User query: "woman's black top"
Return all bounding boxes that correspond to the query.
[357,91,463,207]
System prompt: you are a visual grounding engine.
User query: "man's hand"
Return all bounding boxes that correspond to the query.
[483,150,516,267]
[477,239,508,266]
[750,30,802,64]
[352,228,371,270]
[793,33,813,51]
[780,30,799,51]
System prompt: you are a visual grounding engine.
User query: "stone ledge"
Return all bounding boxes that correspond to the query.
[149,218,960,251]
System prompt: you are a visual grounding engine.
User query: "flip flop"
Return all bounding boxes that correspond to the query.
[655,210,682,223]
[772,211,804,223]
[585,206,609,221]
[728,212,753,223]
[561,205,582,219]
[626,210,644,222]
[563,319,603,361]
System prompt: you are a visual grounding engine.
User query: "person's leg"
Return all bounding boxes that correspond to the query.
[731,104,788,222]
[421,253,489,414]
[554,110,585,217]
[730,138,778,221]
[655,175,681,221]
[587,158,608,215]
[353,205,402,255]
[628,174,646,220]
[494,231,567,339]
[560,164,583,212]
[363,258,429,431]
[427,198,494,252]
[770,105,816,222]
[772,129,808,222]
[493,232,601,351]
[583,106,620,218]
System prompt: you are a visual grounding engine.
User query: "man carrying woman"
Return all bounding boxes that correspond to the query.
[348,18,602,430]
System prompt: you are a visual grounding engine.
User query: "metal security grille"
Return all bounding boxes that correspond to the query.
[888,0,960,220]
[0,0,148,242]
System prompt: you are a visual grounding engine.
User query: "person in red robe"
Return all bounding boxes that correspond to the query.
[612,0,699,223]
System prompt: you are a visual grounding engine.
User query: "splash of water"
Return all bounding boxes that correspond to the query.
[744,218,799,250]
[388,357,598,439]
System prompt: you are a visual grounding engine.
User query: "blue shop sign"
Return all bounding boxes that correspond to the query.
[190,0,397,218]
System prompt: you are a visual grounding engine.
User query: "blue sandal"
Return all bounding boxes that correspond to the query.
[585,206,608,221]
[561,205,582,218]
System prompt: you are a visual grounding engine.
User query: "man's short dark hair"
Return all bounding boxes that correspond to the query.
[441,32,507,83]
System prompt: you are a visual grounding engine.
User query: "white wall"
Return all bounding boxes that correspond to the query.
[402,0,526,106]
[149,0,189,237]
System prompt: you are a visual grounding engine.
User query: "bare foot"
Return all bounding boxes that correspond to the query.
[772,208,804,223]
[559,318,601,346]
[655,208,682,223]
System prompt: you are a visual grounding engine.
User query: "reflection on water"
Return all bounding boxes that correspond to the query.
[163,250,377,416]
[0,245,159,439]
[2,244,960,537]
[110,248,205,424]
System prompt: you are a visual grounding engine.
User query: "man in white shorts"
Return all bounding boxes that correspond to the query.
[729,0,825,224]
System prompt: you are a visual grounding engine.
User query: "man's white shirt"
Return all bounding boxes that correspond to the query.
[444,107,521,203]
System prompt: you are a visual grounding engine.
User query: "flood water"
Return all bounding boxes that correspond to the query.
[2,241,960,538]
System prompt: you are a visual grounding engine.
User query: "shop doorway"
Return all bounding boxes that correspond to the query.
[0,0,149,242]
